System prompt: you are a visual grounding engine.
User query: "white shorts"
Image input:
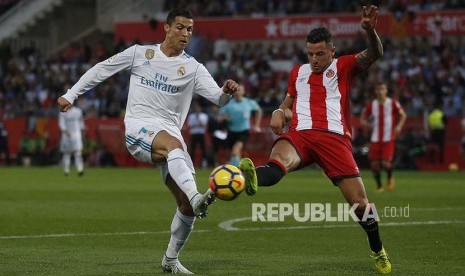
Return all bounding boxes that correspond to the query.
[124,118,194,183]
[60,133,82,153]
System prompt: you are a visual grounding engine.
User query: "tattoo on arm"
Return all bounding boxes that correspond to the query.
[356,30,383,71]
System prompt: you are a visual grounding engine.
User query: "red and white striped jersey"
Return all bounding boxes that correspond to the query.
[288,55,359,139]
[364,98,403,142]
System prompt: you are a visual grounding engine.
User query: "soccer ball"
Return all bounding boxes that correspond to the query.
[209,164,245,201]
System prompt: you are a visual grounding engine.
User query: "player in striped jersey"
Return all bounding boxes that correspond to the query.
[240,5,392,274]
[58,8,238,274]
[361,82,407,192]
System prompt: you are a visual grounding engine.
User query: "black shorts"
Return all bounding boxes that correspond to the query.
[227,130,249,148]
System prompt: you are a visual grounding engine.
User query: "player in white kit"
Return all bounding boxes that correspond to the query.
[57,8,238,274]
[58,106,84,176]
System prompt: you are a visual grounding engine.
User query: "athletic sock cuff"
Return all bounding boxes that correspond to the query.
[269,159,287,174]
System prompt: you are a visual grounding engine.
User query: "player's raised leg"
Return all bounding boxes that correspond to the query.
[240,140,299,195]
[338,177,391,274]
[153,131,215,218]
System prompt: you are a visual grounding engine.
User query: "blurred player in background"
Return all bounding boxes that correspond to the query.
[219,84,262,167]
[428,103,447,163]
[58,106,84,176]
[57,8,238,274]
[461,115,465,160]
[206,105,228,167]
[0,122,11,166]
[361,82,407,192]
[239,5,392,274]
[187,102,208,167]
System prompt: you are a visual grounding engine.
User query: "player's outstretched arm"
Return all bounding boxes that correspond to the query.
[355,5,383,71]
[60,46,136,107]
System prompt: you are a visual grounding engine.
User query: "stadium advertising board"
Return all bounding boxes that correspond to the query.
[115,11,465,42]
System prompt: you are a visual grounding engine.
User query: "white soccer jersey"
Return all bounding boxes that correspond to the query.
[59,106,84,136]
[59,106,84,152]
[62,44,226,129]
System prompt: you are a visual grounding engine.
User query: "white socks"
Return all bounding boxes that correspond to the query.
[63,152,84,174]
[63,153,71,174]
[164,149,199,259]
[167,149,198,201]
[75,152,84,173]
[165,209,196,259]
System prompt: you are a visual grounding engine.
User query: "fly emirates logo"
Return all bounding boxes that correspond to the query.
[140,73,181,94]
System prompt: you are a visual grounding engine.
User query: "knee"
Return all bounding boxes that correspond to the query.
[231,142,243,153]
[371,161,380,171]
[152,135,183,162]
[354,199,370,218]
[165,137,183,152]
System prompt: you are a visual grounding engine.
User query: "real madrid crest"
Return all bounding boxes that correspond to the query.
[177,66,186,76]
[145,49,155,60]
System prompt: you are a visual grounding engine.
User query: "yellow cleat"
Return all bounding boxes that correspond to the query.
[376,187,385,193]
[387,178,395,191]
[371,247,392,274]
[238,158,258,196]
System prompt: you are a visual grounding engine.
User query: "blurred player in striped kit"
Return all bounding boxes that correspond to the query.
[361,82,407,192]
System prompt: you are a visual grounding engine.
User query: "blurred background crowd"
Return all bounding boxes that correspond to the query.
[0,0,465,169]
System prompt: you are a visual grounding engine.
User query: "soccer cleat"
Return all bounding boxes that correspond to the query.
[161,255,194,274]
[78,171,84,177]
[371,247,392,274]
[191,189,215,219]
[376,187,385,193]
[239,158,258,196]
[386,178,395,191]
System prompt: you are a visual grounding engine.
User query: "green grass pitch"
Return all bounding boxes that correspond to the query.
[0,167,464,275]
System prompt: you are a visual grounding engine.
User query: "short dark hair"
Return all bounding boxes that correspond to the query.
[306,27,332,44]
[166,8,193,25]
[375,81,387,88]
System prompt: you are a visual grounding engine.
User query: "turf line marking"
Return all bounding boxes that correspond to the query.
[0,230,210,240]
[412,207,465,211]
[218,217,465,231]
[2,219,464,240]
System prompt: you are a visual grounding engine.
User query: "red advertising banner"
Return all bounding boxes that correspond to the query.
[115,11,465,43]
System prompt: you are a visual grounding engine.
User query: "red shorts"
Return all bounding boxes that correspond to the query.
[368,141,395,161]
[277,130,360,184]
